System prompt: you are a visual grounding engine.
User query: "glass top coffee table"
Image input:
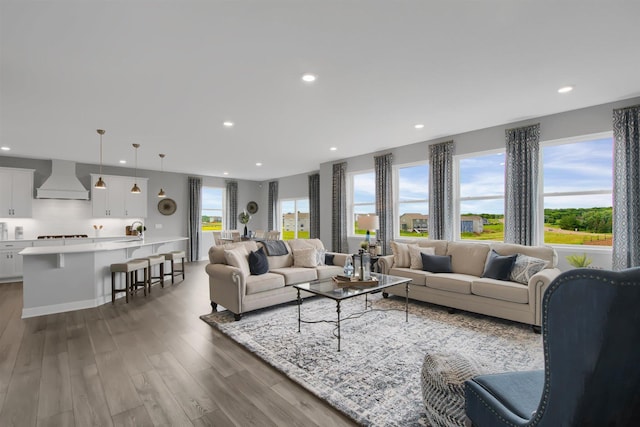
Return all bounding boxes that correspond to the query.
[293,273,411,351]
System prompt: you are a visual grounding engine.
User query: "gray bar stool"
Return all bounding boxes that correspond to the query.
[143,254,165,289]
[162,250,186,284]
[110,258,149,303]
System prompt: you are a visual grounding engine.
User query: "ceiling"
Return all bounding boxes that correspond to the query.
[2,1,639,181]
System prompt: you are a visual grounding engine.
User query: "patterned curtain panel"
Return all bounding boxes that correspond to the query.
[375,153,393,255]
[504,124,540,246]
[268,180,278,231]
[226,180,238,230]
[612,105,640,270]
[332,162,348,252]
[428,141,454,241]
[308,173,320,239]
[187,176,202,262]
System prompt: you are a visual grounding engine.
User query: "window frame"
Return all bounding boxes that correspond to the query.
[347,169,376,237]
[393,160,429,240]
[279,197,310,240]
[201,186,225,231]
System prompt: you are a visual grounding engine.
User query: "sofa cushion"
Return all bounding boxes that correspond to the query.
[471,278,529,304]
[245,273,286,295]
[315,265,343,280]
[248,247,269,275]
[510,254,548,285]
[210,240,258,264]
[446,242,490,276]
[391,241,418,268]
[224,247,250,277]
[416,239,449,256]
[421,253,453,273]
[288,238,325,251]
[410,246,436,269]
[270,267,318,285]
[490,242,557,268]
[426,273,473,295]
[482,250,517,281]
[293,248,318,267]
[263,241,293,269]
[389,267,430,286]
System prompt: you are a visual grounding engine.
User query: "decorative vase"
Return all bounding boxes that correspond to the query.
[244,225,248,237]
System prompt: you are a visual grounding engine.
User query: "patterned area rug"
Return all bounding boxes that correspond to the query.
[200,294,544,426]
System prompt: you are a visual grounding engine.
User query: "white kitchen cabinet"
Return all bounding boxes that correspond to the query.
[0,168,34,218]
[0,242,31,280]
[91,174,147,218]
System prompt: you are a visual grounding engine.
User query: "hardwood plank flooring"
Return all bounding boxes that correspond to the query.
[0,261,357,426]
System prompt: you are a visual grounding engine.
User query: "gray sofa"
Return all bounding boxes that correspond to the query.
[378,240,562,330]
[205,238,349,320]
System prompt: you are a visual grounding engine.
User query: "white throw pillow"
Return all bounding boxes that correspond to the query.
[409,246,436,269]
[224,247,250,277]
[391,241,417,268]
[293,248,318,268]
[316,248,326,266]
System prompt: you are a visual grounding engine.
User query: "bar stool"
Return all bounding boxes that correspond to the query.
[143,254,165,290]
[162,250,186,284]
[110,259,149,303]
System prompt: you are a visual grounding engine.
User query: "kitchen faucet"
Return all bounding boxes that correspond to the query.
[130,221,144,239]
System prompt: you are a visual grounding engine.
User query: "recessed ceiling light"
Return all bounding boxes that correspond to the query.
[223,171,229,175]
[414,124,425,129]
[119,160,126,164]
[0,146,10,151]
[330,147,337,151]
[256,162,262,167]
[301,73,317,83]
[558,86,574,94]
[223,121,234,127]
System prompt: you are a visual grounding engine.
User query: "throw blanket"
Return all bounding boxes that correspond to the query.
[262,240,289,256]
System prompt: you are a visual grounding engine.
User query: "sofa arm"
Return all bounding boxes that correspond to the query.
[205,263,247,314]
[328,252,351,269]
[529,267,562,325]
[377,255,395,274]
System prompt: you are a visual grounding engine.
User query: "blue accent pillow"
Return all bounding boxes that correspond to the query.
[421,253,453,273]
[248,247,269,275]
[325,253,335,266]
[482,249,517,280]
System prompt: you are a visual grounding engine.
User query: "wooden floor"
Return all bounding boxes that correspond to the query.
[0,261,357,427]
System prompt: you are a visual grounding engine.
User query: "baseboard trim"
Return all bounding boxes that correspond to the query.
[22,298,98,319]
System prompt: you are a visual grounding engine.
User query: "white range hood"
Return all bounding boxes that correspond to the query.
[36,159,90,200]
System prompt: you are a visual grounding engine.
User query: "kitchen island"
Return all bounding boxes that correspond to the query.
[19,236,187,318]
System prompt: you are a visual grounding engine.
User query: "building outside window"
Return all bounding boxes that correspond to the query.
[541,133,613,246]
[396,163,429,238]
[281,198,309,240]
[201,186,224,231]
[349,171,376,236]
[457,151,505,241]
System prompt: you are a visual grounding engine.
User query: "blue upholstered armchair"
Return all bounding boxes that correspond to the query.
[465,267,640,426]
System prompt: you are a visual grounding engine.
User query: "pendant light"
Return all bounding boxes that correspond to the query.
[131,143,141,194]
[95,129,107,189]
[158,153,166,198]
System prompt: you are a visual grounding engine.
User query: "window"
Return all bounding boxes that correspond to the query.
[396,163,429,238]
[349,171,376,236]
[280,198,309,240]
[201,186,224,231]
[457,151,505,241]
[541,134,613,246]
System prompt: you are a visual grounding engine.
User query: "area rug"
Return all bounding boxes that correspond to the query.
[200,295,544,426]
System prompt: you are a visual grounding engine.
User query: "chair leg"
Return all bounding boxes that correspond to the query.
[111,272,116,304]
[160,262,165,288]
[171,260,175,284]
[126,272,131,303]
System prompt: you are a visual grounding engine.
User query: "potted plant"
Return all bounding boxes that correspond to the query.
[565,253,592,268]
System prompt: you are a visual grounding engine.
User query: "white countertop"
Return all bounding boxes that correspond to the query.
[19,236,188,255]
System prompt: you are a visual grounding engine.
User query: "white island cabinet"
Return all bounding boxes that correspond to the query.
[19,236,187,318]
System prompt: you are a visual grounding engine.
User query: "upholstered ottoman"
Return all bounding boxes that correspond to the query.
[421,352,491,427]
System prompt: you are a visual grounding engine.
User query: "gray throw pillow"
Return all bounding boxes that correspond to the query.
[248,247,269,275]
[421,253,453,273]
[482,250,517,281]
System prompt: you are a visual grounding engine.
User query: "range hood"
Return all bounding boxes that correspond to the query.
[36,159,90,200]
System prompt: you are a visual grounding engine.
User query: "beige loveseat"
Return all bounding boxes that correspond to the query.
[378,240,562,331]
[205,238,349,320]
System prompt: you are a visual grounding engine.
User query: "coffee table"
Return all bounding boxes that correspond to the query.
[293,273,411,351]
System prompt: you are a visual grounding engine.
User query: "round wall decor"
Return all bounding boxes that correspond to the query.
[158,198,177,215]
[246,201,259,214]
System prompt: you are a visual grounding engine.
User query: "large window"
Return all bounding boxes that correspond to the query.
[281,198,309,240]
[202,186,224,231]
[541,134,613,246]
[457,151,505,241]
[396,163,429,238]
[349,171,376,236]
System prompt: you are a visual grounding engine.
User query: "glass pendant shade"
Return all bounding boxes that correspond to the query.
[95,129,107,189]
[131,143,141,194]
